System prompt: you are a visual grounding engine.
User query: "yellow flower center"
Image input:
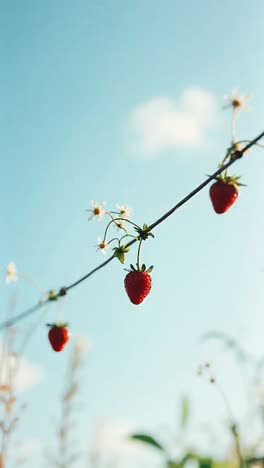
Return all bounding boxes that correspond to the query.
[232,98,241,108]
[94,207,101,215]
[99,242,106,249]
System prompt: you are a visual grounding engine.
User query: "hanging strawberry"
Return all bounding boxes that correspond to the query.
[209,173,244,214]
[47,323,71,352]
[124,264,153,305]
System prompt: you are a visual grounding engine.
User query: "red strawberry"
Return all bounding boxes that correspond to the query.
[209,170,246,214]
[209,180,238,214]
[47,323,70,352]
[124,264,153,305]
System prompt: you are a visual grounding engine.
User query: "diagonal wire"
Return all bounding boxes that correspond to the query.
[1,129,264,331]
[0,301,49,331]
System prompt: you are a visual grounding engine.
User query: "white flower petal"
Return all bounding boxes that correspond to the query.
[223,89,251,111]
[6,262,18,284]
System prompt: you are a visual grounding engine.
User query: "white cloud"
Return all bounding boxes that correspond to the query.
[15,357,44,391]
[95,421,137,455]
[128,87,220,156]
[92,421,163,468]
[0,343,44,392]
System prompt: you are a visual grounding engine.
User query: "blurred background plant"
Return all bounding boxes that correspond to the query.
[1,263,263,468]
[0,293,27,467]
[128,332,264,468]
[46,337,89,468]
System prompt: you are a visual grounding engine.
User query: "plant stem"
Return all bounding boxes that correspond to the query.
[215,381,244,468]
[103,217,140,242]
[231,109,238,145]
[136,239,143,270]
[107,237,120,245]
[119,234,138,242]
[231,424,244,468]
[17,273,44,295]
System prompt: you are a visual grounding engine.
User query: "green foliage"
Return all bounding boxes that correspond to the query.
[135,224,155,240]
[113,245,130,264]
[168,454,209,468]
[180,397,189,429]
[129,263,154,273]
[198,457,213,468]
[212,462,237,468]
[167,462,181,468]
[130,433,165,451]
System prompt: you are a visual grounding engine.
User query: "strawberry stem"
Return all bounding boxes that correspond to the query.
[136,238,143,270]
[231,108,238,145]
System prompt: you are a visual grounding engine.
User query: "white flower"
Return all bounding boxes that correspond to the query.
[116,204,133,219]
[96,237,110,255]
[85,201,106,222]
[223,89,251,111]
[114,219,127,231]
[6,262,18,284]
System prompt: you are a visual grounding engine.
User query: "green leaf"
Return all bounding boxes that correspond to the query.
[113,249,124,264]
[46,322,69,328]
[198,457,213,468]
[134,224,154,241]
[130,433,165,451]
[180,397,189,429]
[113,246,130,264]
[167,462,181,468]
[118,252,125,264]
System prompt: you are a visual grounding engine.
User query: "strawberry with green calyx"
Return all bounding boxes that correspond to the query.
[47,323,71,352]
[124,234,154,304]
[124,264,153,305]
[209,170,246,214]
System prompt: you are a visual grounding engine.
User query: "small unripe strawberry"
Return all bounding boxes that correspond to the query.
[124,264,153,305]
[47,323,70,352]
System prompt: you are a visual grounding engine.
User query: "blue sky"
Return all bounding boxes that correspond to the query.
[1,1,264,466]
